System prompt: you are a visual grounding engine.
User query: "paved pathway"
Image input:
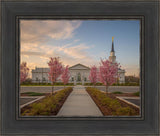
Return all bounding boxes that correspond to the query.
[57,85,103,116]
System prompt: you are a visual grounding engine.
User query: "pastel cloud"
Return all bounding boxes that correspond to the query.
[20,20,82,43]
[123,64,139,76]
[58,44,90,59]
[21,43,96,67]
[20,20,139,77]
[20,20,97,74]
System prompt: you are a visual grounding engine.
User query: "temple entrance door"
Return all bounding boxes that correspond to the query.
[77,73,81,85]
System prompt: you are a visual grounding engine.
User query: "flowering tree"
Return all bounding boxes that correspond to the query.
[89,65,98,87]
[99,59,119,94]
[48,57,63,95]
[61,65,70,88]
[20,62,29,84]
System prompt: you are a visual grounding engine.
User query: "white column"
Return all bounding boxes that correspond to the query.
[74,75,76,85]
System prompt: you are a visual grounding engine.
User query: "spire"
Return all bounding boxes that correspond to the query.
[111,36,115,52]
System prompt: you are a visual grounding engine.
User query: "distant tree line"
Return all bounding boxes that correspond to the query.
[125,76,140,83]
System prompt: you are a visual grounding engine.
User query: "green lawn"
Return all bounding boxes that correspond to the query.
[22,92,45,96]
[112,91,123,94]
[21,84,74,86]
[133,91,140,96]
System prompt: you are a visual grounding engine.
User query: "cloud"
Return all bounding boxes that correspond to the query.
[20,20,98,72]
[73,39,80,43]
[21,42,97,70]
[123,64,139,76]
[58,44,90,59]
[20,20,82,43]
[21,51,44,56]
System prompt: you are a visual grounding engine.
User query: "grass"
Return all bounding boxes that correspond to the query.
[21,87,73,116]
[21,82,139,86]
[133,91,140,96]
[112,82,139,86]
[84,82,139,86]
[21,82,74,86]
[112,91,123,94]
[22,92,44,96]
[21,84,74,86]
[86,87,139,116]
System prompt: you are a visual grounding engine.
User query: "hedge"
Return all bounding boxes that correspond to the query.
[21,87,73,116]
[86,87,139,116]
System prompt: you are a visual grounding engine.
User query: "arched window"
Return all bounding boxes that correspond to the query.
[71,77,74,81]
[77,73,81,81]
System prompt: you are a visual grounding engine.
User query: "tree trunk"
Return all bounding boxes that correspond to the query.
[105,85,108,95]
[52,84,54,95]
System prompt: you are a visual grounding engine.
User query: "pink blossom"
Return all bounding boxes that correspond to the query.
[99,59,119,93]
[48,57,63,85]
[61,65,70,85]
[20,62,29,83]
[89,65,98,86]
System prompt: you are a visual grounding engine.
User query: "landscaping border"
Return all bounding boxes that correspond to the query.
[86,87,140,116]
[21,87,73,116]
[116,97,140,109]
[20,96,45,109]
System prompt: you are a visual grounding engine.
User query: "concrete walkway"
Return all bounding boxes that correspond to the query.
[57,85,103,116]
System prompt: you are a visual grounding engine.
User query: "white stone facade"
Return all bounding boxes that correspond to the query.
[68,64,90,85]
[31,39,125,84]
[31,62,125,84]
[31,64,90,85]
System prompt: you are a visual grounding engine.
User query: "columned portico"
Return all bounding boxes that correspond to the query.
[31,38,126,84]
[69,64,90,85]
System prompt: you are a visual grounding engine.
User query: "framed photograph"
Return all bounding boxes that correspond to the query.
[1,0,159,135]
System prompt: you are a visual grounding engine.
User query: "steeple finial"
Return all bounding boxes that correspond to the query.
[111,37,115,52]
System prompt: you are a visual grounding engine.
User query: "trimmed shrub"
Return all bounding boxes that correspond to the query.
[86,87,138,116]
[133,91,140,96]
[116,107,135,116]
[21,87,73,116]
[22,92,44,96]
[111,82,139,86]
[112,91,123,94]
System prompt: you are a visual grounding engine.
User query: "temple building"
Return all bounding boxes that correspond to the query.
[32,38,125,84]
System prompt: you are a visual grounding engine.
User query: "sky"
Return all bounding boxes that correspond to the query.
[20,19,140,77]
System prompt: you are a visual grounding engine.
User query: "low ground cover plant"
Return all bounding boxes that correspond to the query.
[112,91,123,94]
[86,87,139,116]
[84,82,103,86]
[21,92,44,96]
[112,82,139,86]
[21,87,73,116]
[133,91,140,96]
[84,82,139,86]
[21,82,74,86]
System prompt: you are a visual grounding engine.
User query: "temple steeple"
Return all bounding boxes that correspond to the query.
[111,37,115,52]
[109,37,116,63]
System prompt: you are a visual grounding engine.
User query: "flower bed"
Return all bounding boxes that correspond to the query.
[86,87,139,116]
[21,92,45,96]
[21,87,73,116]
